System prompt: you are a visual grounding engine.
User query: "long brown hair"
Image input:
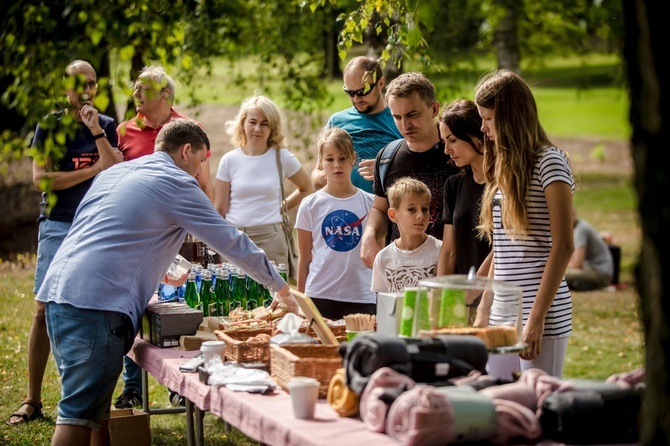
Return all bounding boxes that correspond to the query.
[474,69,564,241]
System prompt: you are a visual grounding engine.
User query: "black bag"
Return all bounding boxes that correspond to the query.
[539,386,643,444]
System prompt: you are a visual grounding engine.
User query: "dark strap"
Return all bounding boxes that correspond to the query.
[377,138,404,195]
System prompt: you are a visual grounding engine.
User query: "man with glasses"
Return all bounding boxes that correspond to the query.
[113,65,214,410]
[7,59,122,426]
[311,56,401,193]
[117,65,214,200]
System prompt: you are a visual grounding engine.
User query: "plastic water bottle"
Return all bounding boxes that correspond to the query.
[194,264,203,293]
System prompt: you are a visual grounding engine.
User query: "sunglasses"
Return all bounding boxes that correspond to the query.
[343,80,378,97]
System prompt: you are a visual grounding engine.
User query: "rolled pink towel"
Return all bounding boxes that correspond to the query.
[386,386,422,443]
[448,370,494,386]
[491,398,542,444]
[359,367,415,433]
[606,367,645,388]
[386,386,456,446]
[481,381,538,411]
[517,368,577,408]
[517,368,548,390]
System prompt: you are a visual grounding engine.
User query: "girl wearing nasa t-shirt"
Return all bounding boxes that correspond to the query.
[295,127,375,320]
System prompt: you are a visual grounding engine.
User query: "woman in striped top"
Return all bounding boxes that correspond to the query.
[474,69,575,379]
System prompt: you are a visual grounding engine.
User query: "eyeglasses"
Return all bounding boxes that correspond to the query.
[85,81,98,90]
[343,80,378,97]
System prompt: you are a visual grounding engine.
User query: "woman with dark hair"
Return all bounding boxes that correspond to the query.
[437,99,490,277]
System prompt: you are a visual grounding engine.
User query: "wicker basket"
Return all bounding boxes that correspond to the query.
[270,343,342,398]
[214,327,273,367]
[299,323,347,339]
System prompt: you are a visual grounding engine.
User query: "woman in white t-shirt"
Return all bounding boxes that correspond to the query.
[214,95,314,279]
[295,127,375,320]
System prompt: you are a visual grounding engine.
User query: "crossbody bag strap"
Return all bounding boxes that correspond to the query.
[275,148,287,215]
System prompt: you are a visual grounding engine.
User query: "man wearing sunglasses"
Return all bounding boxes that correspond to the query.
[311,56,401,193]
[7,60,123,426]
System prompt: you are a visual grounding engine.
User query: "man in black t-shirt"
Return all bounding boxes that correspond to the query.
[360,72,459,268]
[8,60,123,427]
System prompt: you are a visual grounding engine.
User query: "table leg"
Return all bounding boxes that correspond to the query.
[141,369,186,415]
[142,368,149,413]
[185,398,195,446]
[195,406,205,446]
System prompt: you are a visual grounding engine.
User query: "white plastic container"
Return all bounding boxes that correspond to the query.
[200,340,226,368]
[288,376,320,419]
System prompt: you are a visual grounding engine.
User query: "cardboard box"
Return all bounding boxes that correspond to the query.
[109,409,150,446]
[376,292,404,336]
[142,302,203,348]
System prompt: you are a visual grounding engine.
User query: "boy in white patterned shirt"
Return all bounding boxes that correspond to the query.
[371,177,442,293]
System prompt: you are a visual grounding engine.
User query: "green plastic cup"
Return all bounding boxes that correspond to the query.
[439,288,467,326]
[400,287,418,337]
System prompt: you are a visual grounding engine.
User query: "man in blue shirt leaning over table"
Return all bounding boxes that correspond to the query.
[36,118,294,446]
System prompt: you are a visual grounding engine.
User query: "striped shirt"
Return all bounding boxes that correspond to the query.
[492,147,574,339]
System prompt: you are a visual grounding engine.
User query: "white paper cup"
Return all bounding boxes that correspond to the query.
[288,376,320,419]
[200,340,226,368]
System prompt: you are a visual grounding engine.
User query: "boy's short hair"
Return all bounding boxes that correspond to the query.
[387,177,431,209]
[317,126,357,166]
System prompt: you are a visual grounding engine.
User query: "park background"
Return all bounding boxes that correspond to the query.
[0,1,653,445]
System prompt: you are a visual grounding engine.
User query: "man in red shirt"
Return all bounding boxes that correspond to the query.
[114,65,214,409]
[117,65,214,200]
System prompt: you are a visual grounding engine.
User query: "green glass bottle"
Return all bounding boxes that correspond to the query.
[228,268,243,314]
[278,263,288,282]
[184,271,200,310]
[200,269,215,317]
[261,284,273,308]
[214,267,230,317]
[238,272,249,310]
[244,273,257,310]
[255,279,266,309]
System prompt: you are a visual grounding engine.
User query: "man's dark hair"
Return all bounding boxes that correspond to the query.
[155,119,210,154]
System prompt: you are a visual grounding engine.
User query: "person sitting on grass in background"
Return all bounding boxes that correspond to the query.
[565,208,614,291]
[295,127,376,320]
[371,177,442,293]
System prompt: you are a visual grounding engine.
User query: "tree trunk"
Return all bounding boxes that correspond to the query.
[623,0,670,444]
[493,0,521,75]
[323,7,342,79]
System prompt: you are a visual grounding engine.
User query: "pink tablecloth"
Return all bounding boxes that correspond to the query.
[129,338,399,446]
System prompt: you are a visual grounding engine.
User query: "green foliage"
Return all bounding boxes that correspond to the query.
[1,0,626,175]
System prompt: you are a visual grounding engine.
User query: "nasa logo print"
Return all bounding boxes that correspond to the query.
[321,209,366,252]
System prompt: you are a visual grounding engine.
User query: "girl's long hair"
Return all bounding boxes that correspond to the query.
[474,69,559,242]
